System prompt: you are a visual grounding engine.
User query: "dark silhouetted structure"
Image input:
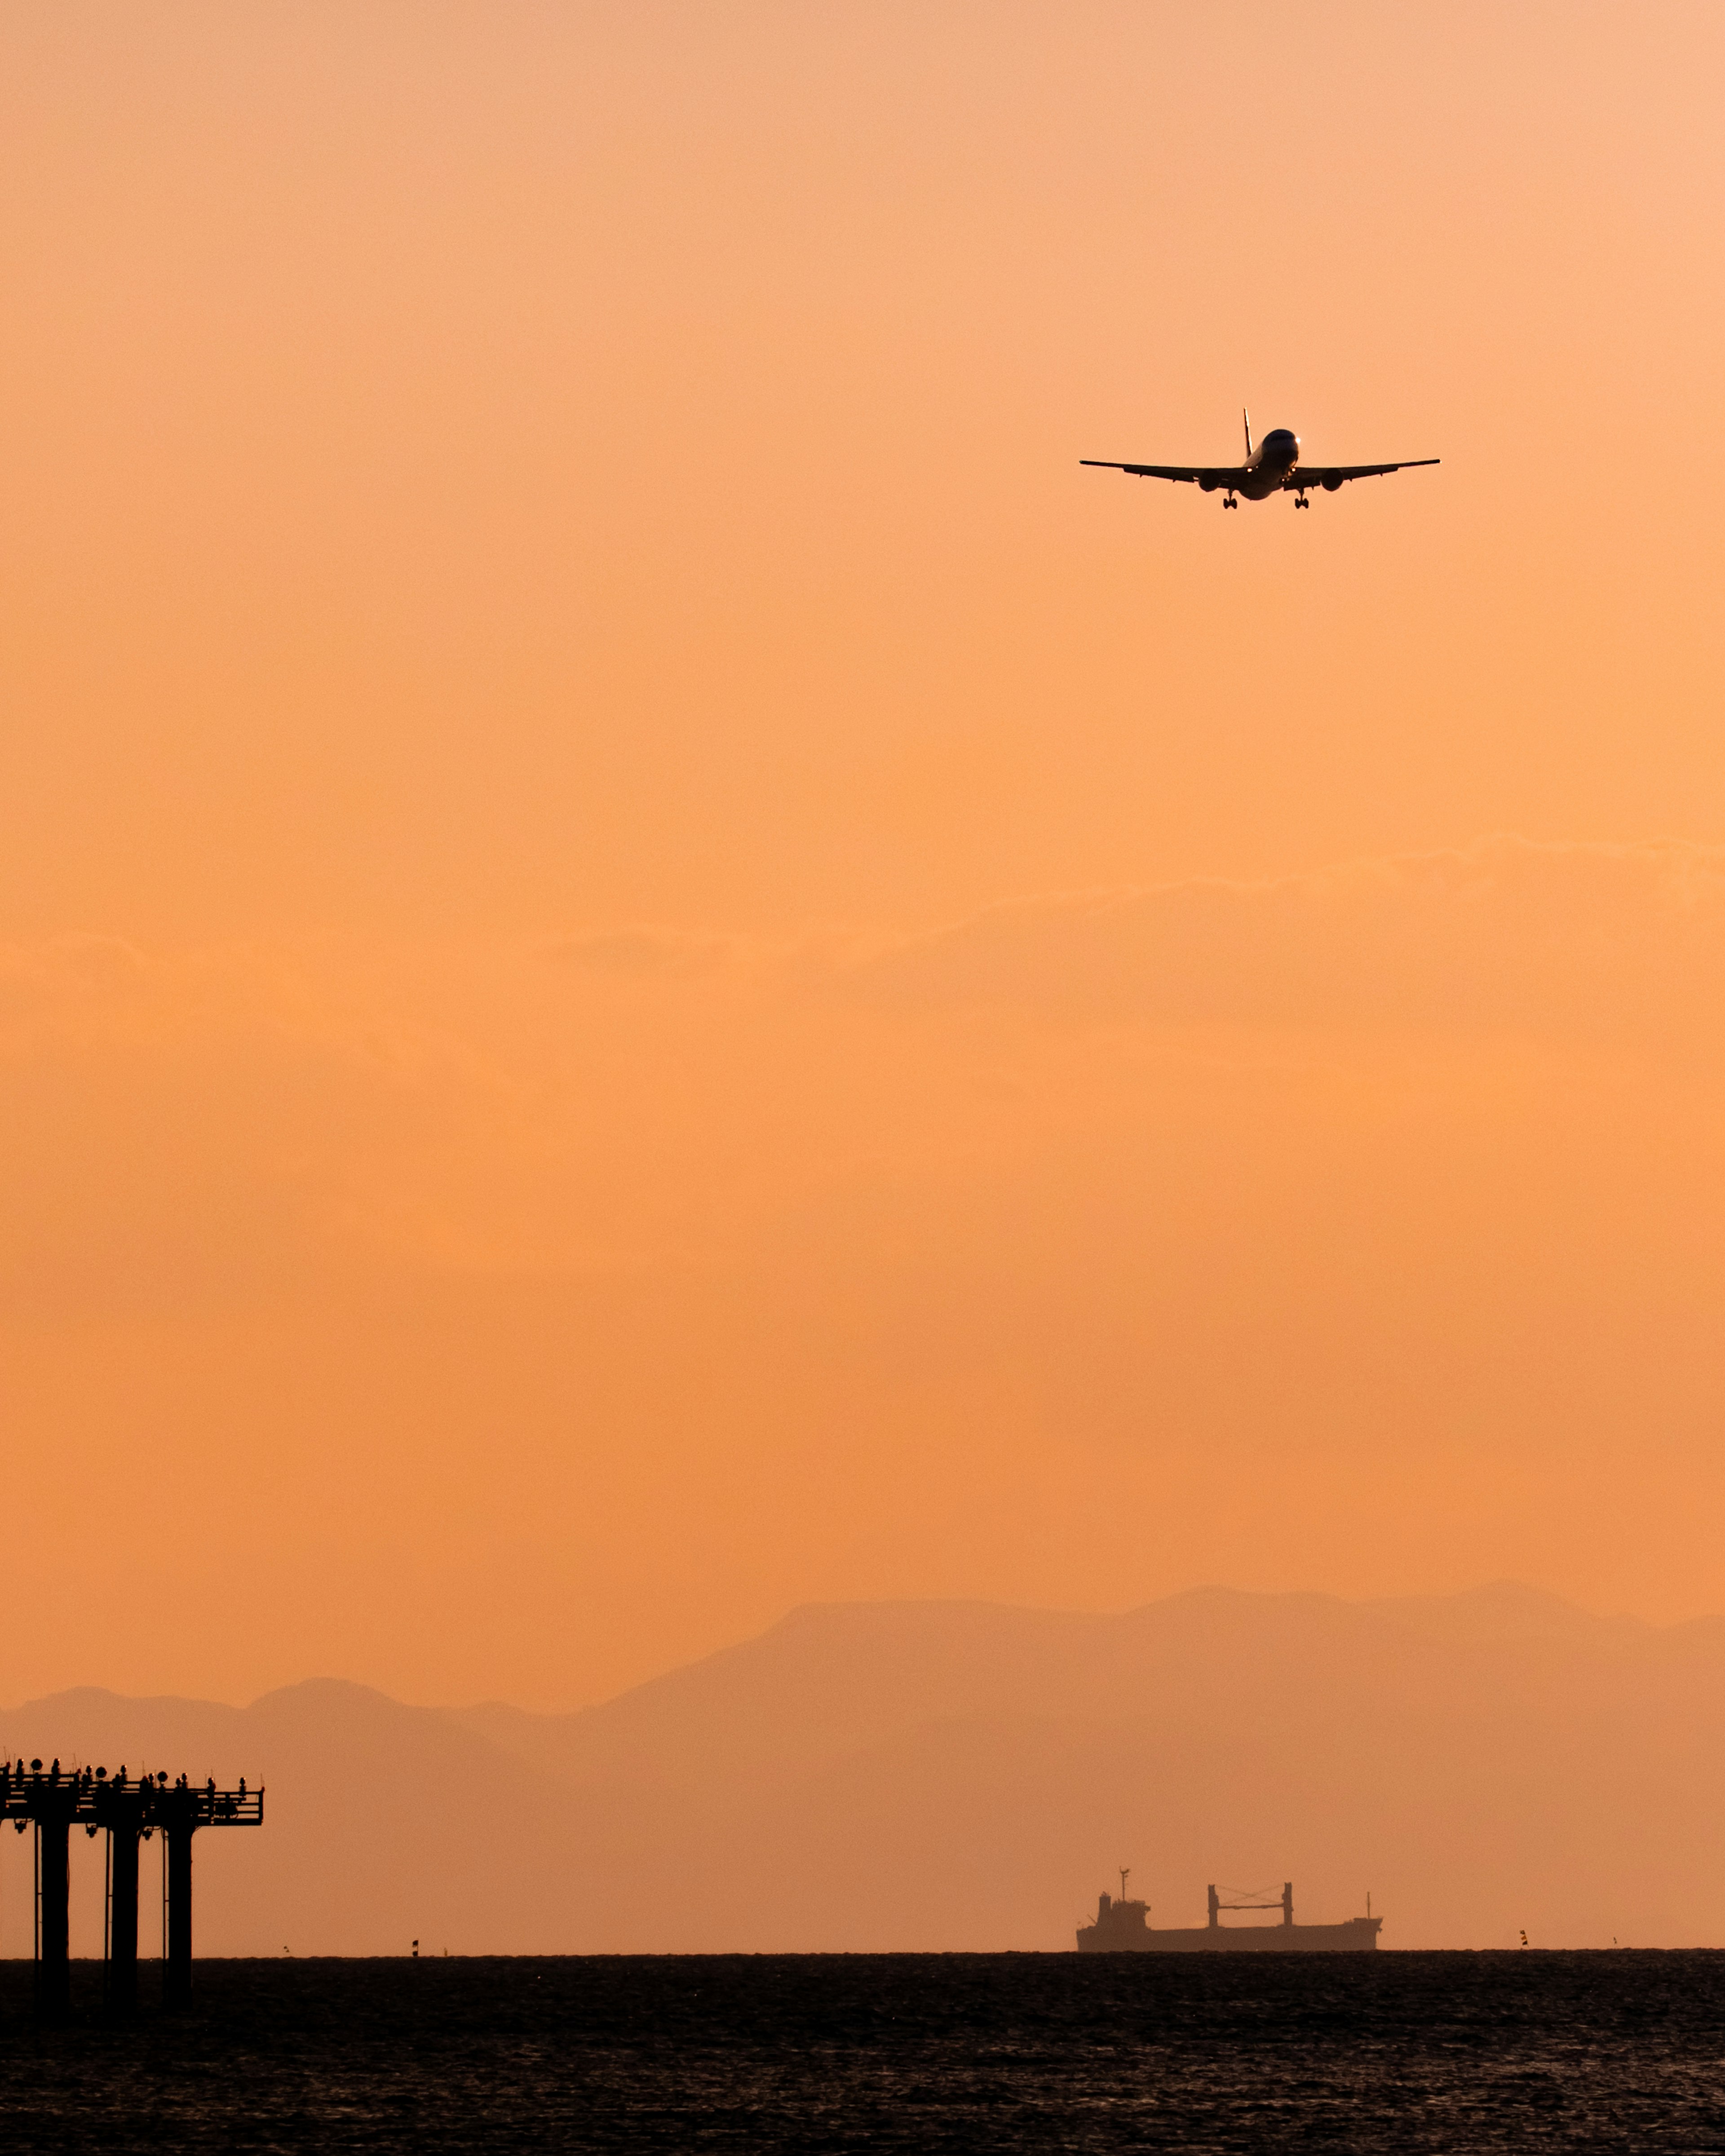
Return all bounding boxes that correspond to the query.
[1078,1878,1381,1952]
[1082,407,1439,509]
[2,1759,263,2016]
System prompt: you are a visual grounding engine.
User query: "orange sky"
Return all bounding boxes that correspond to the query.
[4,1,1725,1711]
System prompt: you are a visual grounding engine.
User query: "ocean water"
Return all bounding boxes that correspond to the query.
[2,1952,1722,2151]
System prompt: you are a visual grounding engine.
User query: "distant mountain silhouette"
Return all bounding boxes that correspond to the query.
[4,1585,1720,1954]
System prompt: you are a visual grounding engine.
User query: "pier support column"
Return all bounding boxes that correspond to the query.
[1207,1883,1219,1930]
[108,1823,140,2014]
[36,1815,71,2020]
[164,1824,195,2008]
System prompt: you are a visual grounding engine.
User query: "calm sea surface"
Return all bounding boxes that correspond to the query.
[2,1952,1723,2151]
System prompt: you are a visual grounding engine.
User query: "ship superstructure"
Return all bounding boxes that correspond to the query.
[1076,1874,1381,1952]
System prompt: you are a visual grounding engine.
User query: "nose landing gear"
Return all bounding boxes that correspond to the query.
[1293,490,1311,509]
[1224,492,1238,509]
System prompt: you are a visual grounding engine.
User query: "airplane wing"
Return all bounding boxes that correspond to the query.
[1283,459,1439,489]
[1080,460,1245,486]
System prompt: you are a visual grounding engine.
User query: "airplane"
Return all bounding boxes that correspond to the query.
[1082,408,1438,508]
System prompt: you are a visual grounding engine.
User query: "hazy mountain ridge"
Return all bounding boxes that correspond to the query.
[3,1584,1721,1955]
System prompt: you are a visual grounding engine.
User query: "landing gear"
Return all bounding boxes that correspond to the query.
[1294,491,1311,509]
[1224,492,1238,509]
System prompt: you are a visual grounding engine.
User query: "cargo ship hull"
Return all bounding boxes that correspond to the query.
[1076,1916,1381,1952]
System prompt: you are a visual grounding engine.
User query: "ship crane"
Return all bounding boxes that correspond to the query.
[1216,1880,1294,1931]
[1209,1882,1295,1927]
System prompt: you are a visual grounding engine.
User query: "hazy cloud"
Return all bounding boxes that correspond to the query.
[7,836,1725,1324]
[544,926,742,979]
[849,835,1725,1051]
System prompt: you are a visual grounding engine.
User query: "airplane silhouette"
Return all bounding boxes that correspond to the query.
[1084,408,1438,508]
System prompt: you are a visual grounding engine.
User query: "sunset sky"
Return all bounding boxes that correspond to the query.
[4,0,1725,1712]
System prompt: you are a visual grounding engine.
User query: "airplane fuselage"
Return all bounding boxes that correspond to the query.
[1219,425,1300,500]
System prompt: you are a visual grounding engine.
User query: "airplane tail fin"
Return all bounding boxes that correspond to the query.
[1242,406,1253,460]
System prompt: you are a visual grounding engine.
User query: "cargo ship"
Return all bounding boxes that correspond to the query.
[1076,1874,1381,1952]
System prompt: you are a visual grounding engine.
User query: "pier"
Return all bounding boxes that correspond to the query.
[3,1759,263,2015]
